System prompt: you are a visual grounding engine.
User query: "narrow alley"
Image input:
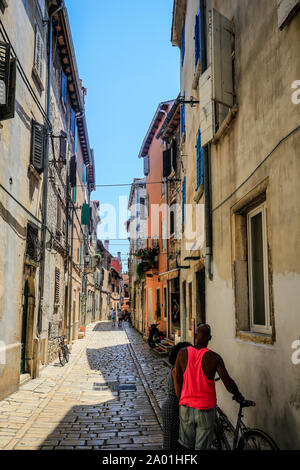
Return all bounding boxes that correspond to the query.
[0,323,168,450]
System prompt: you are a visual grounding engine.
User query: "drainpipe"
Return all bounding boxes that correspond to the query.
[204,145,213,280]
[38,1,65,335]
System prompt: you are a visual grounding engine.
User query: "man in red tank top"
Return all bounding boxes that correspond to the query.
[174,324,243,450]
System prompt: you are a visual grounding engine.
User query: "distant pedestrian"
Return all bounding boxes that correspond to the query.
[117,309,123,327]
[161,342,191,450]
[111,309,116,327]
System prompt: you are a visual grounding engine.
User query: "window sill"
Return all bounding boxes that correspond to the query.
[236,330,274,346]
[32,66,44,92]
[194,184,204,203]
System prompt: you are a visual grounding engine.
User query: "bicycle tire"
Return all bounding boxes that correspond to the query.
[58,348,66,366]
[237,429,279,450]
[64,346,70,363]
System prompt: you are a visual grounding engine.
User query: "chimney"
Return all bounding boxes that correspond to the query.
[104,240,109,251]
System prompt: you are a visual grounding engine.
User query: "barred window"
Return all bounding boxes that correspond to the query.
[54,269,60,305]
[26,224,40,262]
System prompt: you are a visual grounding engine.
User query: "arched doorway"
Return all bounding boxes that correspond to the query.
[20,281,29,374]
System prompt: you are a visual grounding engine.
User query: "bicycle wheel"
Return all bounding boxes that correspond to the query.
[238,429,279,450]
[64,346,70,363]
[58,348,66,366]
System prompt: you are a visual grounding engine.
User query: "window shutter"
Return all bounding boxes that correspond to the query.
[82,163,86,184]
[0,57,16,121]
[143,156,150,176]
[199,66,215,146]
[59,131,67,164]
[54,269,60,304]
[81,204,91,226]
[277,0,300,28]
[199,0,207,73]
[182,177,186,225]
[30,120,46,173]
[70,108,76,136]
[196,129,204,190]
[61,70,67,104]
[180,93,186,136]
[70,155,77,187]
[211,9,233,108]
[194,13,200,67]
[163,148,172,178]
[181,21,185,66]
[171,139,177,172]
[0,41,11,106]
[34,25,44,84]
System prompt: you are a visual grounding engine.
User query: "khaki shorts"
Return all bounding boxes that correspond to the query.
[178,405,216,450]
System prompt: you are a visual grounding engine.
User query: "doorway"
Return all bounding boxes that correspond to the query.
[20,281,29,374]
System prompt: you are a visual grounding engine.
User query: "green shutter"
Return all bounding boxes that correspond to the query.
[81,204,90,225]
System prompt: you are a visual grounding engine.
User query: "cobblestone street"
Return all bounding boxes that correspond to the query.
[0,322,169,450]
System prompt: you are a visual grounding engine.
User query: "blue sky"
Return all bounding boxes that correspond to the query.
[65,0,179,268]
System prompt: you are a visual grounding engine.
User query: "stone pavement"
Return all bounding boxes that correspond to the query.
[0,321,170,450]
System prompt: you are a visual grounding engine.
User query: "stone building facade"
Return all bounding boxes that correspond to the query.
[171,0,300,449]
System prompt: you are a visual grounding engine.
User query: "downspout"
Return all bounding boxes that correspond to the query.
[38,1,65,334]
[204,144,213,280]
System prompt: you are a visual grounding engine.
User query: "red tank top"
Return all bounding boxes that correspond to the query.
[179,347,217,410]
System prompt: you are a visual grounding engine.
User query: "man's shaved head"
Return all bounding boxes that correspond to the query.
[195,323,212,347]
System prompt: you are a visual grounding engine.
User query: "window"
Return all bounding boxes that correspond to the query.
[33,25,44,88]
[54,269,60,305]
[30,120,46,173]
[247,203,271,333]
[170,204,176,236]
[195,0,207,73]
[196,129,204,190]
[188,282,193,330]
[163,287,167,319]
[181,20,185,66]
[156,288,161,320]
[57,198,62,231]
[26,224,39,262]
[0,42,16,122]
[61,70,67,105]
[59,131,67,165]
[143,156,150,176]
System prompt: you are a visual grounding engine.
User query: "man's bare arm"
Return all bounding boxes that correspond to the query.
[216,356,244,401]
[173,349,186,400]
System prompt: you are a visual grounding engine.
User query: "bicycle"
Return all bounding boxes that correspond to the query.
[56,336,70,366]
[212,389,279,450]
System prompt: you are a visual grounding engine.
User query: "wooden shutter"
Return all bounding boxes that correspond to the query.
[194,13,200,67]
[171,139,177,172]
[211,9,233,108]
[70,108,76,136]
[61,70,67,104]
[70,155,77,187]
[30,120,46,173]
[199,0,207,74]
[196,129,204,190]
[163,148,172,178]
[0,41,11,106]
[34,25,44,84]
[199,66,215,146]
[182,177,186,225]
[181,21,185,66]
[277,0,300,28]
[0,57,16,121]
[59,131,67,164]
[180,93,185,136]
[143,156,150,176]
[54,269,60,304]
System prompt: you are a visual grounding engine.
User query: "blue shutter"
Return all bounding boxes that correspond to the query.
[61,70,67,104]
[82,163,86,184]
[199,0,207,73]
[196,129,204,190]
[181,21,185,66]
[180,93,186,136]
[182,177,186,225]
[195,13,200,67]
[70,108,76,136]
